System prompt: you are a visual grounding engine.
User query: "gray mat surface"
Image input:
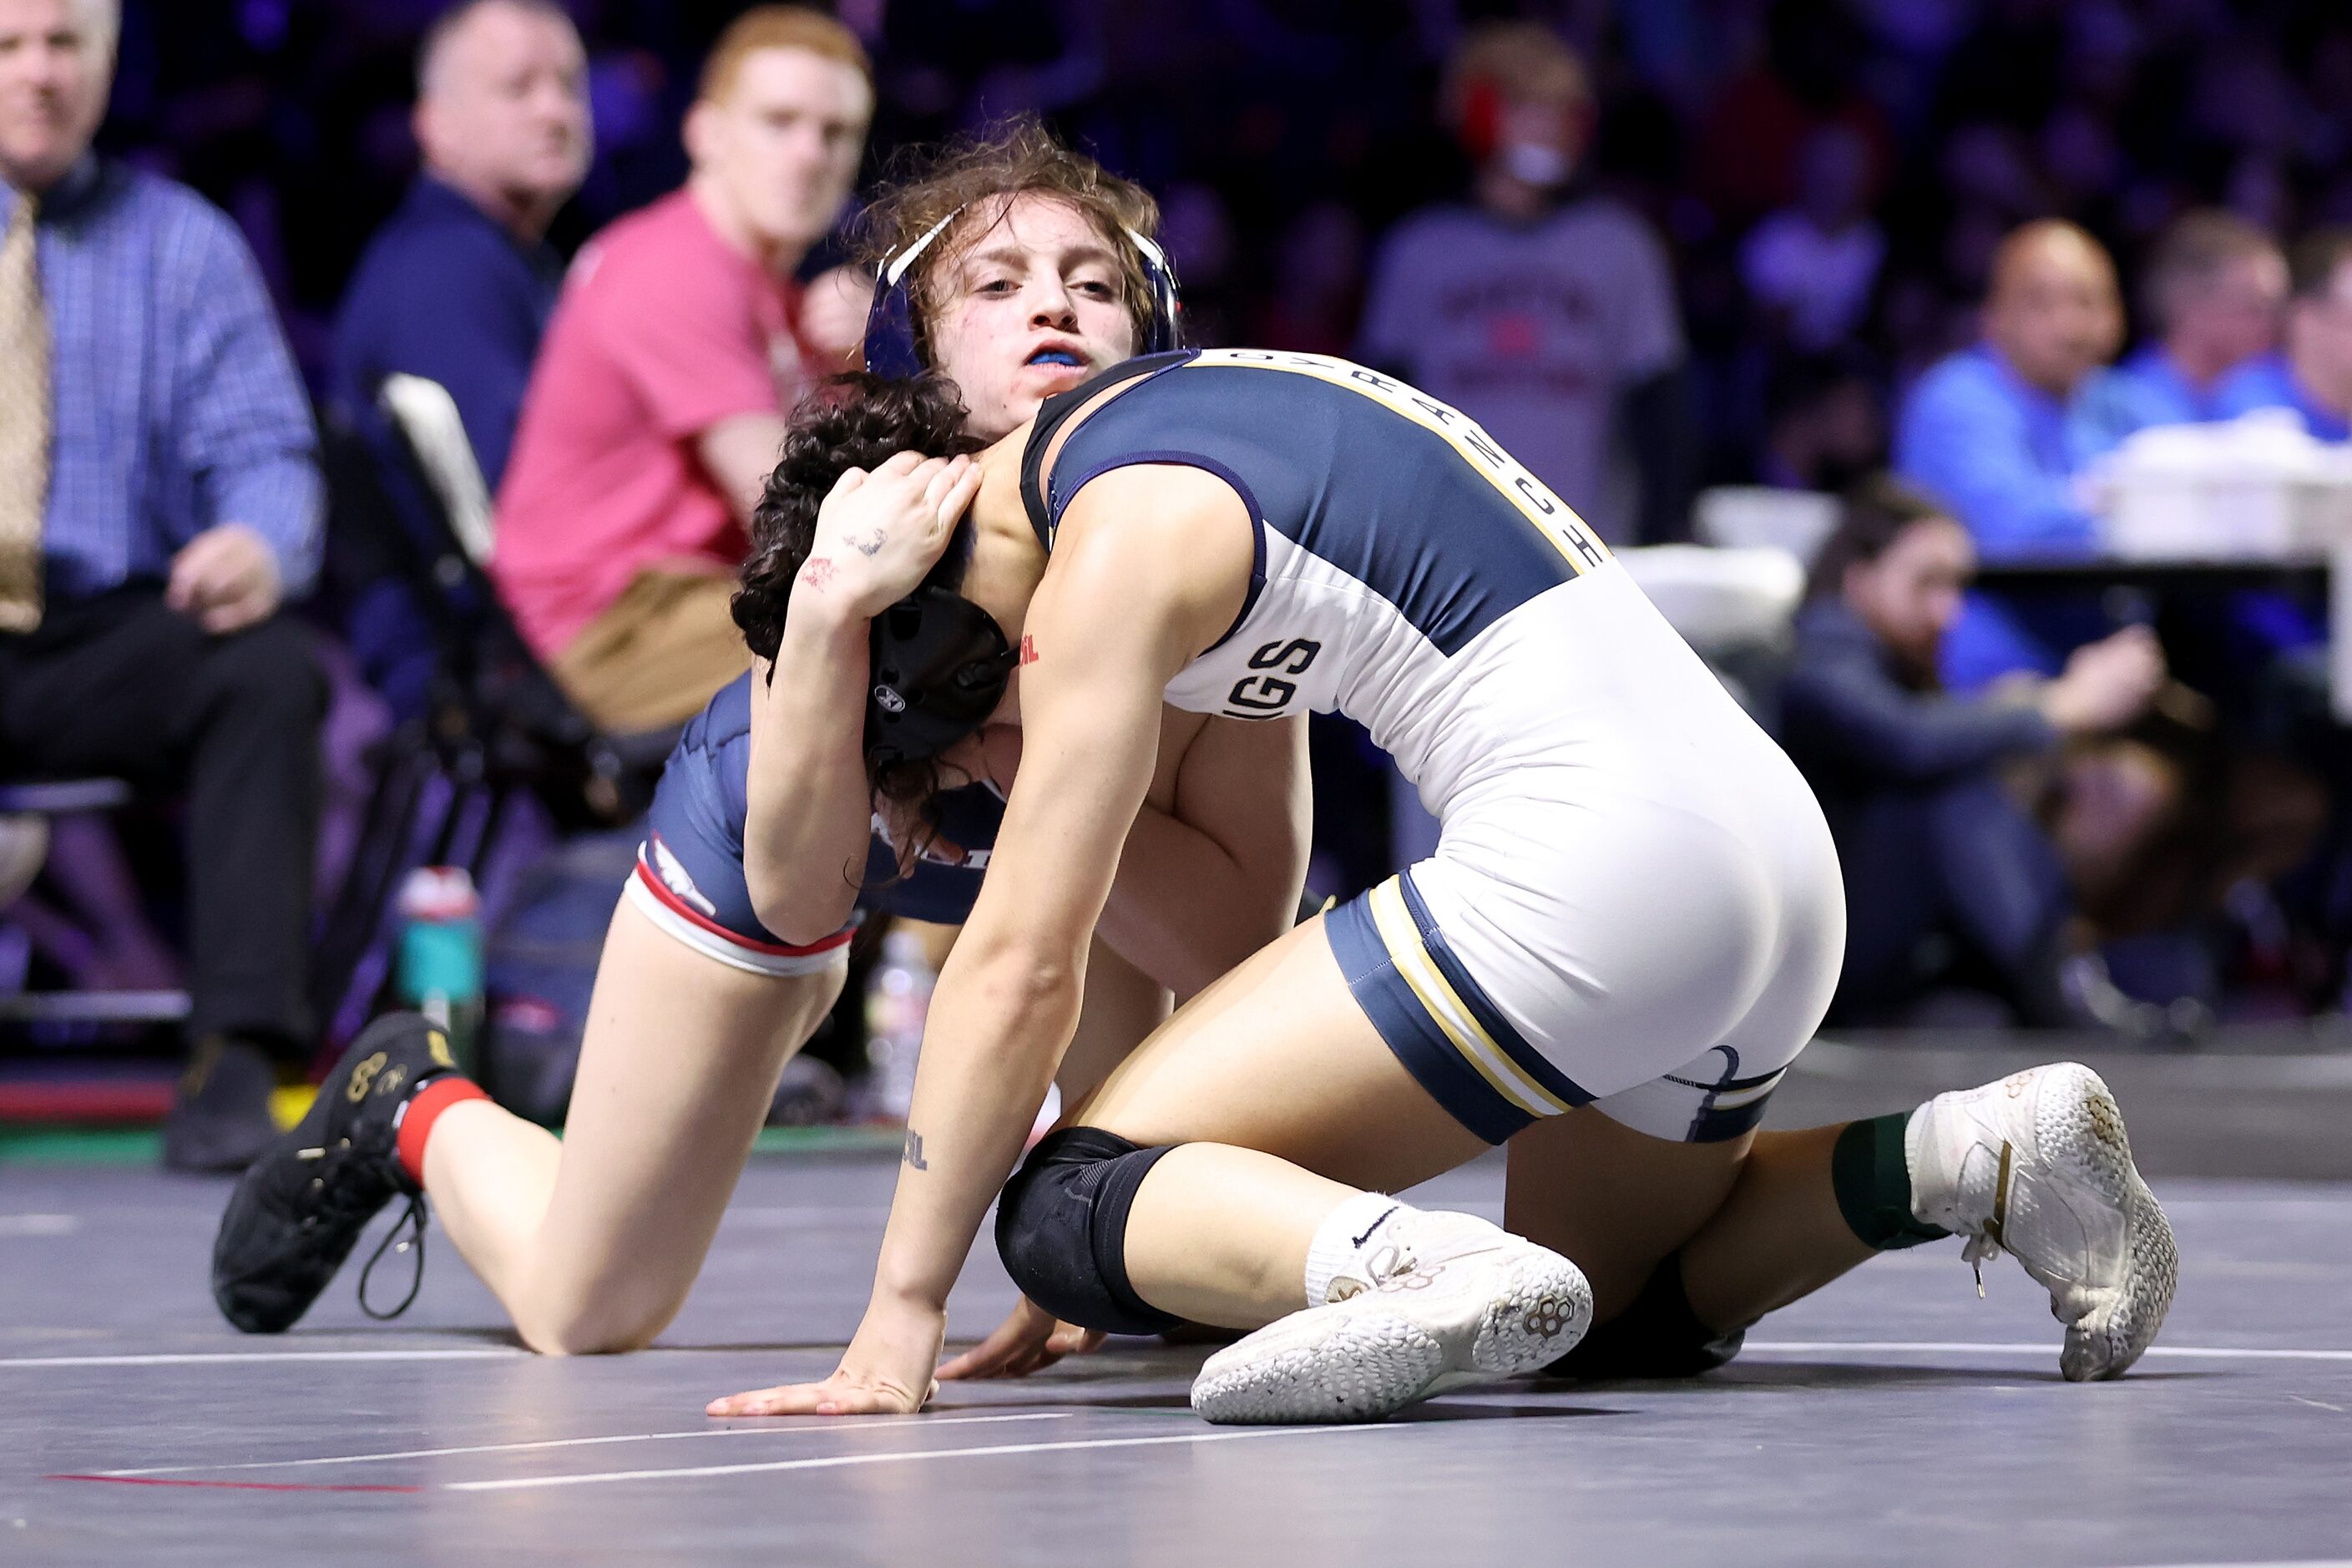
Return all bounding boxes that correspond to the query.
[3,1147,2348,1565]
[1773,1032,2352,1179]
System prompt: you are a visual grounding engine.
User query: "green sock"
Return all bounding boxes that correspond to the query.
[1830,1113,1950,1251]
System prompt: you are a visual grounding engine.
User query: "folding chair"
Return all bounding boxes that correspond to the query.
[307,379,677,1047]
[0,776,190,1029]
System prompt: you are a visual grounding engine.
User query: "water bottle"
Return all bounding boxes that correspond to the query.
[396,866,484,1073]
[862,927,934,1121]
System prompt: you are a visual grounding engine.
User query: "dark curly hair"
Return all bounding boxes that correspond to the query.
[733,372,985,660]
[732,371,994,850]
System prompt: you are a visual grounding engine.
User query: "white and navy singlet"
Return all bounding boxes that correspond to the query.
[1022,348,1845,1145]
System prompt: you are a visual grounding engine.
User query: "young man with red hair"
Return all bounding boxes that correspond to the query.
[491,6,872,733]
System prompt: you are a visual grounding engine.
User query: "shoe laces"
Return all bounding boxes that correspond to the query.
[1328,1241,1419,1302]
[357,1194,428,1321]
[1960,1141,2016,1299]
[1961,1232,2001,1297]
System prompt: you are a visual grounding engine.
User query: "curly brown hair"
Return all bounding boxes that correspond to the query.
[732,371,989,819]
[855,116,1166,366]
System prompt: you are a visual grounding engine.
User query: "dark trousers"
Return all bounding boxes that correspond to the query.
[1830,773,2071,1024]
[0,589,326,1055]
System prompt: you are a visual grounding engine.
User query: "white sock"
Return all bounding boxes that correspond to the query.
[1904,1101,1930,1204]
[1302,1192,1415,1307]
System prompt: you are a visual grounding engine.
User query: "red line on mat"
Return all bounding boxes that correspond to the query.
[48,1474,422,1495]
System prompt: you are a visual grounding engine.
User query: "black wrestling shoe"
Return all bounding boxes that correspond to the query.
[210,1012,458,1333]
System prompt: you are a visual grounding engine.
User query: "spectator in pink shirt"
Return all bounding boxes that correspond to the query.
[492,7,871,733]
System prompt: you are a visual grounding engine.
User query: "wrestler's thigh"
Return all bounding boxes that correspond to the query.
[1075,917,1490,1196]
[528,897,843,1324]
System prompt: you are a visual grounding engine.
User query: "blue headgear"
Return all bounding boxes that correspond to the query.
[862,205,1182,378]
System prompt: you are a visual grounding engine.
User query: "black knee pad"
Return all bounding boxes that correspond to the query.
[1540,1250,1746,1381]
[995,1126,1186,1337]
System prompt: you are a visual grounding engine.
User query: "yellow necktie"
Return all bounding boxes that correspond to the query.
[0,189,52,633]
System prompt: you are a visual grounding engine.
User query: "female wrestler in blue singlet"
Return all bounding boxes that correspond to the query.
[211,128,1307,1365]
[709,346,2176,1426]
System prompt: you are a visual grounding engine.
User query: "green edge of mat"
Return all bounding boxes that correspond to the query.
[0,1125,164,1165]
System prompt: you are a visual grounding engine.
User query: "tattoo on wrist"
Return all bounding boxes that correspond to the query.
[1018,634,1038,666]
[800,557,837,592]
[902,1128,929,1170]
[852,529,887,558]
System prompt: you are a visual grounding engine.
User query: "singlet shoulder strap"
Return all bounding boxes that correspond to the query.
[1019,350,1197,547]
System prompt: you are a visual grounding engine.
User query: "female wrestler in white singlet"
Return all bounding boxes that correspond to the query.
[711,346,2175,1425]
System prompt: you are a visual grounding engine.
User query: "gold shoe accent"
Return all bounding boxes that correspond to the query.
[345,1051,387,1103]
[1971,1141,2015,1299]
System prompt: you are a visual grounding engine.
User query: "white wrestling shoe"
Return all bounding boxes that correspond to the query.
[1191,1211,1591,1425]
[1907,1061,2177,1381]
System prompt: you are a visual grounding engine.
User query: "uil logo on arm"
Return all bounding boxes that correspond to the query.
[903,1128,929,1170]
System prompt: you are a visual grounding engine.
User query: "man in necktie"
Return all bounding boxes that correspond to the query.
[0,0,326,1171]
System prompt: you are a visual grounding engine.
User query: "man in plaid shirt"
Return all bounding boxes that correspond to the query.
[0,0,326,1171]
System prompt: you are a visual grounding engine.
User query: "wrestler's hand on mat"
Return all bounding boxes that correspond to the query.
[706,1297,946,1417]
[800,450,983,620]
[938,1297,1105,1381]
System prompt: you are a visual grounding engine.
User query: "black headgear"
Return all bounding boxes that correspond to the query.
[865,584,1018,770]
[862,205,1182,379]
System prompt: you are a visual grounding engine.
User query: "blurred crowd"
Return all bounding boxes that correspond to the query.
[79,1,2352,485]
[14,0,2352,1167]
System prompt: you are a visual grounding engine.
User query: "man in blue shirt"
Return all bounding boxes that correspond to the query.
[2108,210,2285,433]
[0,0,326,1171]
[2215,230,2352,443]
[329,0,589,715]
[1894,220,2127,687]
[332,0,588,491]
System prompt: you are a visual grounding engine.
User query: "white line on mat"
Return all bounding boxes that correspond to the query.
[18,1340,2352,1373]
[1744,1341,2352,1363]
[103,1414,1069,1476]
[0,1215,78,1237]
[448,1424,1403,1492]
[0,1348,526,1369]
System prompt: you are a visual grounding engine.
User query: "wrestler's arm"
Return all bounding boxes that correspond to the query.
[742,454,981,943]
[1097,712,1309,999]
[953,710,1308,1385]
[741,603,875,946]
[709,468,1247,1416]
[979,704,1306,1000]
